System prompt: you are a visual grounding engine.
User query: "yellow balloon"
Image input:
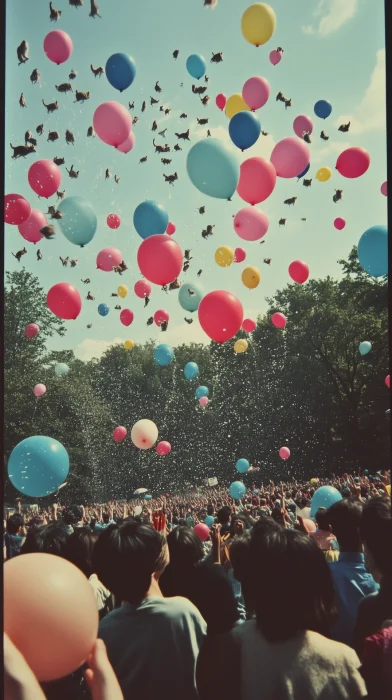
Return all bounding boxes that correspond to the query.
[117,285,128,299]
[234,339,249,354]
[124,339,135,350]
[215,246,234,267]
[242,266,261,289]
[225,93,250,119]
[316,166,332,182]
[241,3,277,47]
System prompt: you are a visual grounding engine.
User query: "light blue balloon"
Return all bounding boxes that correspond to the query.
[205,515,215,527]
[105,53,136,92]
[8,435,69,497]
[57,197,97,247]
[229,111,261,151]
[236,458,250,474]
[186,54,206,80]
[144,494,152,501]
[133,200,169,239]
[357,225,388,278]
[229,481,246,500]
[154,344,174,366]
[187,138,240,200]
[98,303,109,316]
[178,282,203,313]
[184,362,199,380]
[359,341,372,356]
[195,386,209,400]
[55,363,69,376]
[310,486,342,519]
[314,100,332,119]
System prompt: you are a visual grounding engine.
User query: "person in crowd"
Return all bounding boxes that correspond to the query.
[64,527,113,618]
[20,521,69,558]
[310,507,339,561]
[359,619,392,700]
[216,505,231,535]
[4,514,25,559]
[62,505,85,534]
[94,511,116,532]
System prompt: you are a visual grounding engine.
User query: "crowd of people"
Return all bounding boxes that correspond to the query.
[4,470,392,699]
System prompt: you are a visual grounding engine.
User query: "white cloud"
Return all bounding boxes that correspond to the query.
[74,337,123,361]
[163,321,209,347]
[311,140,352,164]
[333,49,386,134]
[189,122,276,161]
[302,0,358,36]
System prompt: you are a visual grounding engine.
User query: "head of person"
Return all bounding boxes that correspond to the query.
[20,522,69,558]
[230,514,248,538]
[217,506,231,526]
[327,497,363,551]
[249,528,337,642]
[102,513,110,524]
[165,526,204,569]
[92,520,168,604]
[64,527,98,578]
[315,508,331,532]
[359,496,392,583]
[6,514,24,535]
[62,504,83,526]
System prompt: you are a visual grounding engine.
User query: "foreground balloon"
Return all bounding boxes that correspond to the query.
[154,344,174,366]
[4,194,31,225]
[236,458,250,473]
[237,157,276,204]
[120,309,134,326]
[97,247,122,272]
[25,323,39,338]
[316,167,332,183]
[225,93,251,119]
[8,436,69,497]
[178,282,203,312]
[156,441,171,456]
[117,131,135,154]
[47,283,82,320]
[234,207,269,240]
[271,312,286,328]
[187,139,240,199]
[279,446,290,460]
[293,114,313,139]
[93,102,132,148]
[310,486,342,519]
[186,54,206,80]
[334,217,346,231]
[43,30,73,65]
[195,386,209,399]
[58,197,97,247]
[113,426,127,442]
[242,318,256,333]
[137,235,183,285]
[229,111,261,151]
[241,3,276,46]
[55,363,69,376]
[4,553,98,681]
[198,290,243,343]
[242,266,260,289]
[134,200,169,239]
[134,279,151,299]
[234,339,248,354]
[314,100,332,119]
[215,246,234,267]
[336,147,370,179]
[105,53,136,91]
[386,375,390,389]
[194,523,210,542]
[184,362,199,380]
[216,93,226,111]
[107,213,121,229]
[242,76,270,110]
[270,138,310,179]
[131,419,158,449]
[359,341,372,356]
[229,481,246,500]
[357,225,388,277]
[289,261,309,284]
[28,160,62,198]
[33,384,46,398]
[381,181,387,196]
[18,209,46,244]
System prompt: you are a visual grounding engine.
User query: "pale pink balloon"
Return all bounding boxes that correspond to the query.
[166,222,176,235]
[96,247,123,271]
[234,207,269,240]
[33,384,46,398]
[117,131,135,154]
[237,158,277,205]
[279,446,290,460]
[156,441,171,455]
[216,93,226,110]
[234,247,246,263]
[293,114,313,139]
[107,213,121,229]
[113,426,127,442]
[271,312,286,328]
[18,209,46,244]
[386,375,390,389]
[381,181,387,196]
[269,50,282,66]
[25,323,39,339]
[154,309,169,326]
[242,76,270,111]
[120,309,134,326]
[43,30,73,65]
[334,217,346,230]
[28,160,62,199]
[4,194,31,225]
[199,396,209,407]
[93,102,132,148]
[134,279,151,299]
[289,260,309,284]
[242,318,256,333]
[270,138,310,179]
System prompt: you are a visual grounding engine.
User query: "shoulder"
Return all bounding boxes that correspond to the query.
[160,595,206,622]
[305,631,361,669]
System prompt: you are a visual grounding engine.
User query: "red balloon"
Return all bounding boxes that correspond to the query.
[47,283,82,320]
[113,426,127,442]
[137,235,183,286]
[120,309,134,326]
[4,194,31,225]
[28,160,62,199]
[194,523,210,542]
[198,290,243,343]
[242,318,256,333]
[288,261,309,284]
[107,213,121,229]
[18,209,46,244]
[25,323,39,338]
[237,157,276,205]
[234,247,246,263]
[166,221,176,235]
[334,217,346,231]
[156,441,171,456]
[134,279,151,299]
[386,375,390,389]
[271,312,286,328]
[336,147,370,179]
[154,309,169,327]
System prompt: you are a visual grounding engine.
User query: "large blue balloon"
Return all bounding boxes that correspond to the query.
[184,362,199,380]
[178,282,203,313]
[195,386,209,400]
[98,303,109,316]
[133,200,169,239]
[58,197,97,247]
[186,54,206,80]
[55,363,69,376]
[187,138,240,200]
[314,100,332,119]
[357,225,388,278]
[297,162,310,180]
[154,344,174,366]
[310,486,342,519]
[205,515,215,527]
[8,435,69,497]
[229,481,246,500]
[236,458,250,474]
[105,53,136,92]
[229,111,261,151]
[359,341,372,356]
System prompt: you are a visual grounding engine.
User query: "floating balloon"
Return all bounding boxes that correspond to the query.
[5,194,31,225]
[113,426,127,442]
[55,363,69,376]
[117,131,135,154]
[242,318,256,333]
[310,486,342,519]
[187,138,240,200]
[237,157,276,204]
[28,160,62,199]
[120,309,134,326]
[98,303,109,317]
[198,290,243,343]
[336,147,370,179]
[194,523,210,542]
[269,49,282,66]
[386,375,390,389]
[43,30,73,65]
[166,221,176,235]
[229,111,261,151]
[271,312,286,328]
[33,384,46,398]
[144,494,152,501]
[178,282,203,312]
[270,138,310,179]
[93,102,132,148]
[133,200,169,240]
[134,279,151,299]
[199,396,209,407]
[293,114,313,139]
[124,339,135,350]
[47,283,82,320]
[107,213,121,229]
[205,515,215,527]
[234,247,246,263]
[279,446,290,460]
[229,481,246,500]
[8,436,69,498]
[156,441,171,456]
[137,235,183,285]
[131,419,158,449]
[216,93,226,111]
[186,54,206,80]
[381,181,387,196]
[359,342,372,356]
[184,362,199,380]
[289,261,309,284]
[225,93,251,119]
[334,217,346,231]
[96,247,123,271]
[154,309,169,327]
[117,284,128,298]
[316,166,332,183]
[242,76,270,110]
[215,246,234,267]
[242,266,260,289]
[241,3,276,47]
[314,100,332,119]
[195,386,209,399]
[297,163,311,180]
[154,344,174,366]
[234,339,248,354]
[18,209,46,244]
[25,323,39,339]
[58,197,97,247]
[105,53,136,92]
[236,458,250,474]
[234,207,269,241]
[357,225,388,277]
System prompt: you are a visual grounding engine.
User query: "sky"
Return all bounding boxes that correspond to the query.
[5,0,387,362]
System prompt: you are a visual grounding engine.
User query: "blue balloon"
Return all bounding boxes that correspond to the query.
[205,515,215,527]
[178,282,203,313]
[184,362,199,380]
[186,54,206,80]
[364,469,369,475]
[314,100,332,119]
[229,481,246,500]
[297,162,310,179]
[310,486,342,519]
[187,138,240,200]
[8,435,69,497]
[236,458,250,474]
[195,386,209,400]
[357,225,388,278]
[98,303,109,316]
[144,494,152,501]
[105,53,136,92]
[133,200,169,240]
[229,111,261,151]
[359,341,372,356]
[57,197,97,247]
[55,363,69,376]
[154,344,174,366]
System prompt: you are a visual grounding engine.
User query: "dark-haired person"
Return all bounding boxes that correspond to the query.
[197,529,367,699]
[217,505,231,535]
[62,504,84,534]
[93,520,206,699]
[4,514,25,559]
[20,521,69,558]
[310,507,338,561]
[64,527,112,618]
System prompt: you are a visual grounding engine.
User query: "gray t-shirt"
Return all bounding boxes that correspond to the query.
[99,596,207,700]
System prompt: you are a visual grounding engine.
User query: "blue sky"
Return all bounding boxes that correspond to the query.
[5,0,387,361]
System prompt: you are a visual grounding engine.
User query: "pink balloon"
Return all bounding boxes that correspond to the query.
[117,131,135,154]
[242,76,270,110]
[381,181,387,196]
[199,396,209,407]
[137,235,183,286]
[4,194,31,225]
[289,261,309,284]
[18,209,46,244]
[293,114,313,139]
[156,441,171,456]
[107,213,121,229]
[113,426,127,442]
[334,217,346,231]
[25,323,39,339]
[271,312,286,328]
[242,318,256,333]
[194,523,210,541]
[237,157,277,205]
[216,93,226,111]
[134,279,151,299]
[269,50,282,66]
[386,375,390,389]
[120,309,134,326]
[198,290,243,343]
[33,384,46,398]
[93,102,132,148]
[166,221,176,235]
[47,283,82,320]
[270,138,310,179]
[154,309,169,327]
[96,247,123,272]
[43,30,73,65]
[279,446,290,460]
[28,160,62,199]
[336,147,370,179]
[233,207,269,241]
[234,247,246,263]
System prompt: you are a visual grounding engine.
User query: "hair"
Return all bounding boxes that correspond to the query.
[6,513,24,534]
[229,514,249,537]
[102,513,110,524]
[249,528,337,642]
[62,504,83,526]
[165,526,204,568]
[64,527,98,578]
[327,498,363,550]
[229,531,251,585]
[359,496,392,577]
[20,522,69,558]
[315,508,330,531]
[217,506,231,525]
[92,520,167,603]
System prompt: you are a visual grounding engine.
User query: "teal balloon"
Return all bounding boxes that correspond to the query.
[133,200,169,240]
[195,386,209,400]
[186,54,206,80]
[106,53,136,92]
[98,303,109,316]
[358,225,388,278]
[359,341,372,356]
[229,481,246,500]
[144,494,152,501]
[187,138,240,200]
[205,515,215,527]
[55,363,69,376]
[154,344,174,366]
[229,111,261,151]
[236,458,250,474]
[184,362,199,380]
[8,435,69,497]
[178,282,203,313]
[310,486,342,519]
[58,197,97,247]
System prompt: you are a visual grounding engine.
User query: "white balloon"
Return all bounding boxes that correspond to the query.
[131,419,158,450]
